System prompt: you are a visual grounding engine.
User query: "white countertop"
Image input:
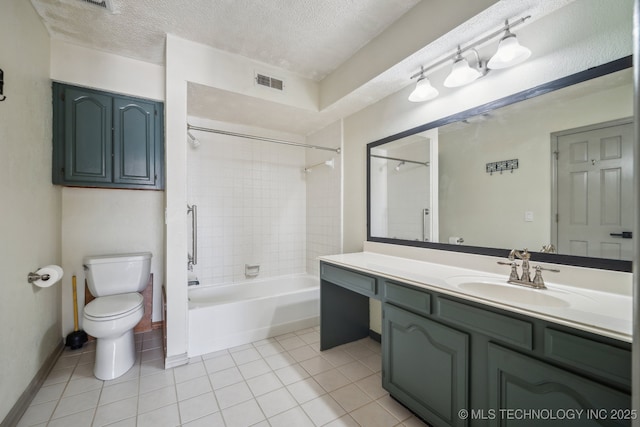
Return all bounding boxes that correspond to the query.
[319,251,632,343]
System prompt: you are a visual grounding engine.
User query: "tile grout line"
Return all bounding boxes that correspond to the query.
[20,329,425,427]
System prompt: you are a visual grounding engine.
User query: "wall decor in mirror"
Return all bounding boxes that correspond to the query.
[367,57,633,272]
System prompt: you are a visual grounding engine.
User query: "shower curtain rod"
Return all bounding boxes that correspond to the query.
[187,124,341,153]
[371,154,429,167]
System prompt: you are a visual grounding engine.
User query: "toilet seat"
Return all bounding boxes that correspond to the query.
[84,293,144,321]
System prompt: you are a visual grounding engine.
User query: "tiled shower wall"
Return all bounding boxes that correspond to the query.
[187,119,342,285]
[187,121,307,285]
[305,121,343,276]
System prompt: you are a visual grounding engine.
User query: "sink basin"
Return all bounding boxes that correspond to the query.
[446,276,571,308]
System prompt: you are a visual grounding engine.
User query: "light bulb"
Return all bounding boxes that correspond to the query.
[444,56,482,88]
[408,76,439,102]
[488,31,531,70]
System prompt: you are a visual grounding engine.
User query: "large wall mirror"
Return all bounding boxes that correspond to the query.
[367,57,633,272]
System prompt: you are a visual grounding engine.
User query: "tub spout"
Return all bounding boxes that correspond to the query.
[188,271,199,286]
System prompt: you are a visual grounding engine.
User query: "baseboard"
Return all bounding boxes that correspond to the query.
[1,340,64,427]
[369,329,382,343]
[164,352,189,369]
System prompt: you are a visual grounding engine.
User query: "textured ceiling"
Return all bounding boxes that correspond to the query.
[30,0,419,80]
[188,0,577,135]
[31,0,579,136]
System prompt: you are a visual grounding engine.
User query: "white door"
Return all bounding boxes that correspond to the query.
[554,119,633,260]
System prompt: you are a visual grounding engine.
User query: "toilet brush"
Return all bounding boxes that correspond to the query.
[65,275,88,350]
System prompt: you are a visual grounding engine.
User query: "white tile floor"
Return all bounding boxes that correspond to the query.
[17,326,430,427]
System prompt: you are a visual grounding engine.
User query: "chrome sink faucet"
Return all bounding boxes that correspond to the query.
[497,248,559,289]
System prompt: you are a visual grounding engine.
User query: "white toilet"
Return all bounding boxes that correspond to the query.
[82,252,152,380]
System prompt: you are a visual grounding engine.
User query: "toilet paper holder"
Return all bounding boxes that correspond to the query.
[27,265,64,287]
[27,270,51,283]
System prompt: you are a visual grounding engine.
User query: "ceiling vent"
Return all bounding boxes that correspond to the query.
[255,73,284,91]
[79,0,116,12]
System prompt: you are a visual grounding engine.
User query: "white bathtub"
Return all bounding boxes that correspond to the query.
[187,274,319,356]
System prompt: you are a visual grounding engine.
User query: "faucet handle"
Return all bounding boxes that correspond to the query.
[497,261,520,282]
[531,265,560,288]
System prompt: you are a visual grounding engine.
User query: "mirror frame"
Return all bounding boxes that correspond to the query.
[367,56,633,273]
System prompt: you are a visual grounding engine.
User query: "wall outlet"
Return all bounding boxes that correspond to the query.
[524,211,534,222]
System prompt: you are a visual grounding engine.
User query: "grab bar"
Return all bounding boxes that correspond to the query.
[422,208,430,242]
[187,204,198,270]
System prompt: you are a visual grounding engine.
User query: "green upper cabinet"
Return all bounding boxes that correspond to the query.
[62,87,113,184]
[53,83,164,190]
[113,97,156,186]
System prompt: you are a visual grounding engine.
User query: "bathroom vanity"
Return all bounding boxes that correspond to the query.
[319,252,632,427]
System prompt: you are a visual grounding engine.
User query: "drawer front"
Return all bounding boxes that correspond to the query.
[544,328,631,388]
[436,298,533,350]
[384,281,431,317]
[320,263,377,297]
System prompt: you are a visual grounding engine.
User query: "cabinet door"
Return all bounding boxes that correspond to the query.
[383,303,469,427]
[113,98,157,186]
[488,343,631,426]
[64,88,113,184]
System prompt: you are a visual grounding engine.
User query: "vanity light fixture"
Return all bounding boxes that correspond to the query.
[407,15,531,102]
[487,21,531,69]
[408,67,439,102]
[443,48,484,88]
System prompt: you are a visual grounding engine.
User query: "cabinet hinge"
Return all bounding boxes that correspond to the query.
[556,213,559,223]
[60,92,65,102]
[61,167,65,175]
[154,174,157,183]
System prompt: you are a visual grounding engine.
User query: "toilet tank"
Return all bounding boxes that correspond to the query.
[84,252,152,297]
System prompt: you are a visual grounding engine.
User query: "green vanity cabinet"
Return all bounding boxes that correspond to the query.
[487,343,630,427]
[383,303,469,427]
[320,263,377,350]
[53,83,164,190]
[319,261,632,427]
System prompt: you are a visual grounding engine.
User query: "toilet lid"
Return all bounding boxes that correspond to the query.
[84,293,143,319]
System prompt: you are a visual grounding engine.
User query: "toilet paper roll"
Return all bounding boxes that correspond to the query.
[32,265,64,288]
[449,237,463,245]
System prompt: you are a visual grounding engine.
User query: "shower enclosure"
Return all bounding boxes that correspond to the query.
[186,119,342,287]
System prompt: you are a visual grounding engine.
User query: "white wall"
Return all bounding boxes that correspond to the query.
[305,120,343,276]
[341,0,633,333]
[0,0,61,421]
[60,188,165,329]
[164,34,328,363]
[50,40,164,101]
[50,40,166,335]
[187,118,307,284]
